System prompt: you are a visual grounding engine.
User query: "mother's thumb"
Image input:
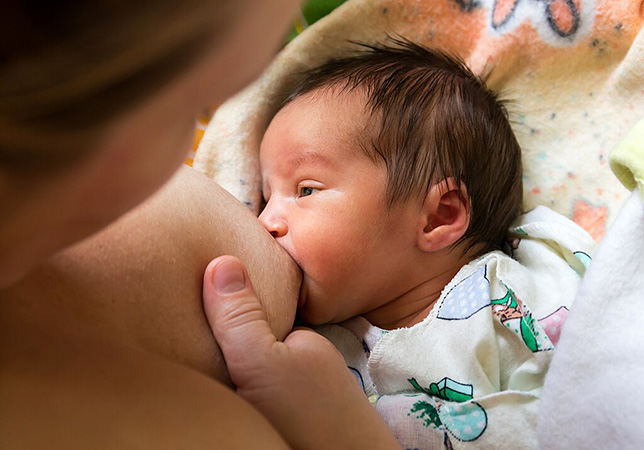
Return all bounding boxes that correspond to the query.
[203,256,277,379]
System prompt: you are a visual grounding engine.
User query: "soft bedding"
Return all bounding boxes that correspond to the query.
[194,0,644,242]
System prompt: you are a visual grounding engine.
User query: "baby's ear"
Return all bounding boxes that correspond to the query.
[416,178,470,253]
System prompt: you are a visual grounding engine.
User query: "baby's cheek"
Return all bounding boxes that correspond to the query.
[312,242,364,286]
[304,244,342,280]
[294,218,368,287]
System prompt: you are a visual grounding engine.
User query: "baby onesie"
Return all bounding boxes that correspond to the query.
[317,206,595,450]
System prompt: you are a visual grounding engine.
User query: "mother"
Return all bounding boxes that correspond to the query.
[0,1,303,447]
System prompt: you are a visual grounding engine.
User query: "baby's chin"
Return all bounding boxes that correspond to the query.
[297,292,353,326]
[297,277,356,325]
[296,309,325,325]
[296,287,330,325]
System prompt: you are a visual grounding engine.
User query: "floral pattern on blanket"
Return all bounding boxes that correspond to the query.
[194,0,644,241]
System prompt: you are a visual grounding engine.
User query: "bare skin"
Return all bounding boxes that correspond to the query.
[0,167,301,447]
[204,256,402,449]
[0,0,309,446]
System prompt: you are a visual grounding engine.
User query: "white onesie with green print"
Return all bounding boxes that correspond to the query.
[316,206,595,450]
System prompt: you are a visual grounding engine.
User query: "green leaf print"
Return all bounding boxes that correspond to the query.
[410,400,442,429]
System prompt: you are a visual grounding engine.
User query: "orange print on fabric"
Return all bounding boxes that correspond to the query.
[572,199,607,241]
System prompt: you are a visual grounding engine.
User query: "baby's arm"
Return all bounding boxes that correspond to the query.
[204,257,401,450]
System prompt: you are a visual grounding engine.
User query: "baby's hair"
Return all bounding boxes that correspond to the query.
[282,38,523,254]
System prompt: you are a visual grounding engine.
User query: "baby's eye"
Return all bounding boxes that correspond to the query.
[298,186,321,198]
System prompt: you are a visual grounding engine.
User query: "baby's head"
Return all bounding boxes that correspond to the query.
[259,39,522,325]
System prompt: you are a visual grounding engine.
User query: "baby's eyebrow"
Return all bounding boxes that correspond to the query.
[289,151,335,168]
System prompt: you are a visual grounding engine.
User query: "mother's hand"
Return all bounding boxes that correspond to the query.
[203,256,400,450]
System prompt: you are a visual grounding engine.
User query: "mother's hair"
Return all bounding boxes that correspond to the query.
[0,0,233,172]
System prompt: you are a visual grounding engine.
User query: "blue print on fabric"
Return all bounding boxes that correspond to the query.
[439,401,488,442]
[437,266,490,320]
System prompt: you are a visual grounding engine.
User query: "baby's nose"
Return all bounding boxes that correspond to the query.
[258,207,288,238]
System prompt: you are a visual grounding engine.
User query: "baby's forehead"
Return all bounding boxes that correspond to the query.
[272,85,373,144]
[261,86,380,172]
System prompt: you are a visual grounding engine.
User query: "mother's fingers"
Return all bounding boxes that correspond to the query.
[203,256,278,386]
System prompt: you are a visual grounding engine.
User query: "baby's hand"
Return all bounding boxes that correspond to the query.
[203,256,399,450]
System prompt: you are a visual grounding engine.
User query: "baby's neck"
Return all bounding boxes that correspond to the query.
[363,249,478,330]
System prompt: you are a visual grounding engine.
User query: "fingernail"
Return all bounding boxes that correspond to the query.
[214,260,246,294]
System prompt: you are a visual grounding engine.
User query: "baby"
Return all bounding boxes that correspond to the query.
[257,40,595,449]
